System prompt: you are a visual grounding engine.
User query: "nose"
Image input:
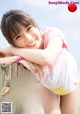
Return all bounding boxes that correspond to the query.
[24,33,32,40]
[23,33,33,44]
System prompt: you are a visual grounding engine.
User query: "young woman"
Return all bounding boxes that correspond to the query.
[0,10,79,114]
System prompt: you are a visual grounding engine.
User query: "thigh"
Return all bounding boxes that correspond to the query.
[36,83,61,114]
[60,84,79,114]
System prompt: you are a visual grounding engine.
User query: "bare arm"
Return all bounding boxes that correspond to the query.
[0,50,44,80]
[1,30,63,65]
[19,60,44,80]
[11,32,63,65]
[0,56,19,64]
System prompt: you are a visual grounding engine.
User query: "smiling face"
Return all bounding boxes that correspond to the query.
[13,25,43,49]
[1,10,44,49]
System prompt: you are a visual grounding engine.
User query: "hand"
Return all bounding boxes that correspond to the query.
[0,56,20,64]
[0,46,13,57]
[19,60,44,80]
[33,64,44,80]
[0,48,9,57]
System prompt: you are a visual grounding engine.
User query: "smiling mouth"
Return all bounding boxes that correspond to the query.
[27,39,36,47]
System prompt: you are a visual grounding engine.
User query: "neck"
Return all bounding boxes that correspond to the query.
[40,32,45,49]
[40,40,44,49]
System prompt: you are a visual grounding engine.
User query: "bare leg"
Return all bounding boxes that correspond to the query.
[60,85,79,114]
[37,83,61,114]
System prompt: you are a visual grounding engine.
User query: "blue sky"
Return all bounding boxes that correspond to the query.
[0,0,80,70]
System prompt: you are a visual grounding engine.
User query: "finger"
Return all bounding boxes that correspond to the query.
[28,62,38,73]
[19,60,31,70]
[35,65,44,80]
[19,60,36,74]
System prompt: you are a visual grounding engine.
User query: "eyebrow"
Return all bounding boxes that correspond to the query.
[13,25,31,38]
[12,28,21,38]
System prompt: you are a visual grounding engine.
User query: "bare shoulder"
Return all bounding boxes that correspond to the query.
[45,27,64,39]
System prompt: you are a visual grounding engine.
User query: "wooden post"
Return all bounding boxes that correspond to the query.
[0,63,44,114]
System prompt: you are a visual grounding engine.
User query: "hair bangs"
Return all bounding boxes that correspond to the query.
[8,16,32,38]
[7,19,21,39]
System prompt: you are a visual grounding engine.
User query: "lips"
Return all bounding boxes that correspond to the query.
[27,39,36,47]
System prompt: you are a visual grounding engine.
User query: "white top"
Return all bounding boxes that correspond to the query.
[39,27,79,95]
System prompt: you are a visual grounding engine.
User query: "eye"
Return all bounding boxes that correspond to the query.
[15,35,21,40]
[27,26,32,31]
